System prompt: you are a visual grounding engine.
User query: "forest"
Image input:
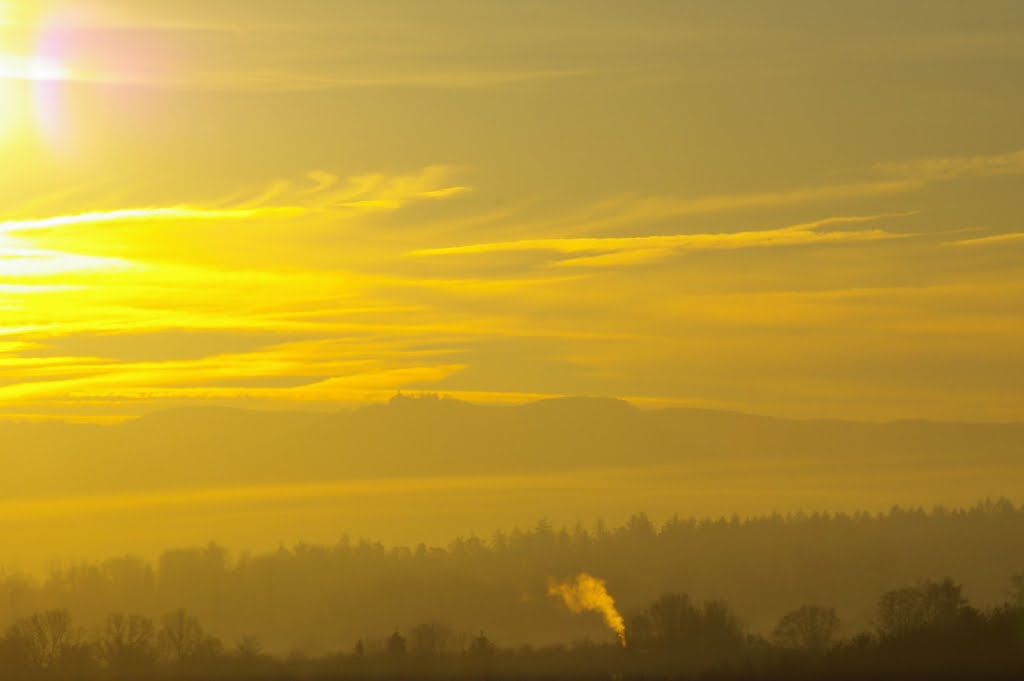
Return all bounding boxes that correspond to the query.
[1,499,1023,679]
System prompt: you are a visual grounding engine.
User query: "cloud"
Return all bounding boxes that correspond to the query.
[0,354,468,406]
[507,149,1024,239]
[0,166,471,277]
[59,67,593,93]
[163,68,594,94]
[0,164,469,239]
[877,149,1024,183]
[409,215,910,266]
[945,231,1024,247]
[2,154,1022,421]
[0,206,295,235]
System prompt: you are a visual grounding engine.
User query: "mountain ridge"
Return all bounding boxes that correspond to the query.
[1,396,1021,501]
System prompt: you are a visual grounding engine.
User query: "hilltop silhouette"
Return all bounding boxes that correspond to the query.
[0,396,1021,500]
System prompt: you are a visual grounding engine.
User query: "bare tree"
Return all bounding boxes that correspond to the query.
[772,605,840,654]
[876,578,967,639]
[3,609,87,671]
[99,613,156,671]
[409,621,456,656]
[386,629,407,657]
[159,608,221,664]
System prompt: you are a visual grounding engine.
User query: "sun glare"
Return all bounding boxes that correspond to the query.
[0,53,69,81]
[0,54,70,143]
[0,78,17,142]
[0,0,71,144]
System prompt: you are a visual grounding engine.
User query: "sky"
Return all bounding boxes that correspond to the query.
[2,0,1024,422]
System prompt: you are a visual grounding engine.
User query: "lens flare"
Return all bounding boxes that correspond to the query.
[0,54,68,81]
[0,4,71,148]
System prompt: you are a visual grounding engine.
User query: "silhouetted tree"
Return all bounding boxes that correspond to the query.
[468,631,497,657]
[627,593,744,657]
[99,612,157,671]
[409,621,456,656]
[386,629,407,657]
[772,604,840,654]
[1008,571,1024,607]
[159,608,222,665]
[876,578,968,639]
[644,592,701,648]
[234,634,265,662]
[698,598,745,654]
[1,609,91,672]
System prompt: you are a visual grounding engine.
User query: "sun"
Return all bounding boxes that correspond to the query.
[0,55,70,144]
[0,53,68,80]
[0,4,71,145]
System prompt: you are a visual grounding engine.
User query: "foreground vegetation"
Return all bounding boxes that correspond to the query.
[3,499,1024,678]
[1,574,1023,680]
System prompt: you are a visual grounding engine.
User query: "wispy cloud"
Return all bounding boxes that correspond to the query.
[524,149,1024,238]
[1,166,469,235]
[877,149,1024,183]
[409,215,910,266]
[2,152,1022,421]
[165,68,594,93]
[945,232,1024,247]
[0,206,292,235]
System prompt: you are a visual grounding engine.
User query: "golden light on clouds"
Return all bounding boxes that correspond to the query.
[0,1,1022,423]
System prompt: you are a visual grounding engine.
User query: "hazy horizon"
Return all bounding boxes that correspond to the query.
[1,395,1022,572]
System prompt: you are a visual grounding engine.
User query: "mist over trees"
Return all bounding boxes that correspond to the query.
[5,396,1024,574]
[2,575,1023,680]
[2,499,1023,661]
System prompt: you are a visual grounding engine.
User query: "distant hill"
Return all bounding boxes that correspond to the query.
[1,396,1021,499]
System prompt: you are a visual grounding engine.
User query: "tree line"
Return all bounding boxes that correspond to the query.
[2,499,1023,661]
[1,573,1023,679]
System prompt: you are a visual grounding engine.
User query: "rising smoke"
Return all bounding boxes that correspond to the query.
[547,572,627,646]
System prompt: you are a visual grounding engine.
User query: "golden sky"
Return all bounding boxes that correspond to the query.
[2,0,1023,422]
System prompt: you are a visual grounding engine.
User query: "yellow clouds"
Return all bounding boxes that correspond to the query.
[4,166,469,267]
[299,165,471,211]
[0,166,486,416]
[946,232,1024,247]
[0,344,466,407]
[2,151,1024,422]
[0,246,127,278]
[409,215,908,267]
[4,166,467,230]
[165,67,592,94]
[3,0,1023,426]
[877,149,1024,184]
[0,206,296,234]
[0,207,267,278]
[0,1,591,96]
